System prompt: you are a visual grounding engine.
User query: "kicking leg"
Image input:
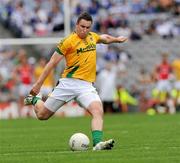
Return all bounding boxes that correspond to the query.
[24,95,65,120]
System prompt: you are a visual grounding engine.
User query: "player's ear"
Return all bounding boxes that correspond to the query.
[76,21,79,26]
[75,23,79,29]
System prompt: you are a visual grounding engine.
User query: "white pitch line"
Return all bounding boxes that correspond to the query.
[0,150,89,156]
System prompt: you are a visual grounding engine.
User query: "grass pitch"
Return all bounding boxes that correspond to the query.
[1,113,180,163]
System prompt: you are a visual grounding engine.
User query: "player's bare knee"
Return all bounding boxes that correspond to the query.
[96,108,103,116]
[37,115,49,120]
[36,113,50,120]
[89,107,104,118]
[36,107,53,120]
[94,112,103,120]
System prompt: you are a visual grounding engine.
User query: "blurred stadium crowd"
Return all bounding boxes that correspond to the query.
[0,0,180,118]
[0,0,180,38]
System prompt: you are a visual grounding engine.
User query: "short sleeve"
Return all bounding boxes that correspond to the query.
[91,32,100,43]
[55,38,71,56]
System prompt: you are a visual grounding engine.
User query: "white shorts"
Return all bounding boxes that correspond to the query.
[174,81,180,90]
[44,78,101,112]
[156,80,172,92]
[40,86,53,97]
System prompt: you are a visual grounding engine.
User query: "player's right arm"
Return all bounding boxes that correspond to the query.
[30,51,63,95]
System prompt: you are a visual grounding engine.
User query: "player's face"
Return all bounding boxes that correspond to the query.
[76,19,92,39]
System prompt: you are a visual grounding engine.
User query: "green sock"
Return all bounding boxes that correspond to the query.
[32,96,41,105]
[92,130,103,146]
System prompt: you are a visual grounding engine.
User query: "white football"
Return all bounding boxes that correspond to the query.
[69,133,90,151]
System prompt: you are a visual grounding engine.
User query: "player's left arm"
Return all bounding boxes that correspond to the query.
[98,34,128,44]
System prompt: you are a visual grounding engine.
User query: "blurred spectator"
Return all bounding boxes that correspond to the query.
[103,46,118,63]
[156,18,174,39]
[172,1,180,16]
[153,53,172,93]
[1,0,180,38]
[137,66,153,86]
[144,0,159,13]
[74,3,84,15]
[171,58,180,110]
[116,25,131,39]
[10,1,25,37]
[33,5,49,36]
[138,89,152,112]
[113,84,138,113]
[152,52,173,113]
[96,62,117,113]
[0,49,17,100]
[34,57,55,100]
[130,29,142,41]
[109,0,130,16]
[117,48,132,78]
[159,0,174,11]
[102,14,117,29]
[13,49,33,116]
[131,0,146,14]
[87,0,100,16]
[145,19,157,35]
[48,5,64,32]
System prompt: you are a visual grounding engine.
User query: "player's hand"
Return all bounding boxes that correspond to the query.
[30,83,41,96]
[117,36,128,43]
[30,90,37,96]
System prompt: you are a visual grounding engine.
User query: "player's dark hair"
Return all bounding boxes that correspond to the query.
[77,12,93,24]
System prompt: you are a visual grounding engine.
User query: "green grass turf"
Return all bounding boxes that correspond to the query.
[1,113,180,163]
